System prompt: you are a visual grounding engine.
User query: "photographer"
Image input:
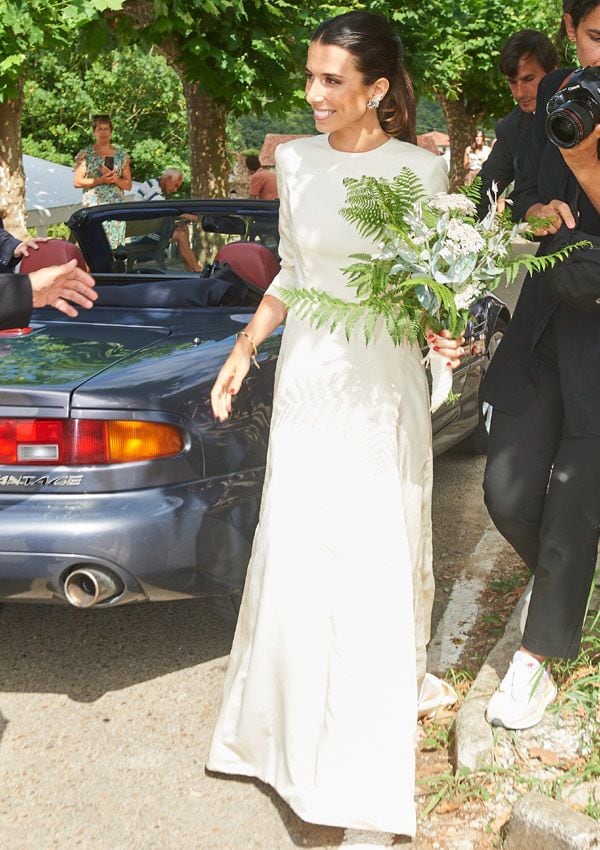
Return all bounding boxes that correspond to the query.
[480,0,600,731]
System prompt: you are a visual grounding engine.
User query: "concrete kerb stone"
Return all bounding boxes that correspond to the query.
[454,577,533,772]
[454,577,600,848]
[503,792,600,849]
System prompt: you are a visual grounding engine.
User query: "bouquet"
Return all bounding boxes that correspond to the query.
[278,169,582,410]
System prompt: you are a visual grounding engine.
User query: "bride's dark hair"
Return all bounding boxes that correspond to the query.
[311,11,416,144]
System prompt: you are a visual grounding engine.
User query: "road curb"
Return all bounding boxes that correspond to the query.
[503,792,600,849]
[454,578,531,772]
[454,578,600,848]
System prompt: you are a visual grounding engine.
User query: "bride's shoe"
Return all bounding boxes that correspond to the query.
[417,672,458,719]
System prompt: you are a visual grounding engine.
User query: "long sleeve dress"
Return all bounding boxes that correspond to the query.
[207,134,448,836]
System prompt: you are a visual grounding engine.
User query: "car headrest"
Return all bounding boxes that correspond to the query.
[214,242,280,291]
[18,239,87,273]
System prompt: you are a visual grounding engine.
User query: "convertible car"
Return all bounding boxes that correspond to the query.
[0,199,509,609]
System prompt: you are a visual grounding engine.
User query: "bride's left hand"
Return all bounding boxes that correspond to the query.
[426,329,465,369]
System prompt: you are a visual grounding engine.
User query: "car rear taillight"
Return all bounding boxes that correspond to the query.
[0,419,184,465]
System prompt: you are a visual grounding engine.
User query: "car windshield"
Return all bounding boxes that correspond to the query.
[77,208,280,277]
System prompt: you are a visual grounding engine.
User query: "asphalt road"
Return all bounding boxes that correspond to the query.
[0,450,512,850]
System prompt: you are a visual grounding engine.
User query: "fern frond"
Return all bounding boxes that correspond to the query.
[340,168,426,241]
[459,176,482,204]
[502,241,590,282]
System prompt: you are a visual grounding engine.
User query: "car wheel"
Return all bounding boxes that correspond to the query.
[459,318,507,455]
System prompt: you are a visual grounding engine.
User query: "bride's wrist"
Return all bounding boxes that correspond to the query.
[235,331,260,369]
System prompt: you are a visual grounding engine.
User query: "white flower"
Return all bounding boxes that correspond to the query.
[445,218,485,256]
[454,283,481,310]
[428,192,477,216]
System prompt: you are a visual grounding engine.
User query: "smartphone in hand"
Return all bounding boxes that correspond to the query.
[104,156,115,170]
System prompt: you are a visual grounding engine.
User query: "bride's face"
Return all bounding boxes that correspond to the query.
[304,41,386,135]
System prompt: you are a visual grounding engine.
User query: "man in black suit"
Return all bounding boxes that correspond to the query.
[477,30,558,218]
[0,260,97,330]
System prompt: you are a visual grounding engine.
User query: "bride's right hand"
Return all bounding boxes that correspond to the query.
[210,342,252,421]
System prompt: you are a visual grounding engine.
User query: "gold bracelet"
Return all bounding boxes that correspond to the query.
[236,331,260,369]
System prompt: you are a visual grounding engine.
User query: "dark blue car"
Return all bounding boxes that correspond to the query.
[0,199,509,609]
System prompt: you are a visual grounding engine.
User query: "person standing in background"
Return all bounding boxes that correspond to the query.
[245,154,279,200]
[463,129,491,185]
[132,168,202,273]
[73,115,132,249]
[477,30,559,217]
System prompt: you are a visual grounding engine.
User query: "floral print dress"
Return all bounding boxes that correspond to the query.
[75,145,130,249]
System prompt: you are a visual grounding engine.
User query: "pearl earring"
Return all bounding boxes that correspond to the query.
[367,96,381,110]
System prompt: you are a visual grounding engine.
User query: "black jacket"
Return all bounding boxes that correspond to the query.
[482,68,600,437]
[477,107,534,218]
[0,219,21,273]
[0,273,32,329]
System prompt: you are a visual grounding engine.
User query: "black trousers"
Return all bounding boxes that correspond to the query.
[483,353,600,659]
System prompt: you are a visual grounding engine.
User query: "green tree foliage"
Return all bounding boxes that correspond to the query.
[0,0,125,231]
[233,109,316,150]
[22,47,189,183]
[117,0,317,196]
[344,0,563,187]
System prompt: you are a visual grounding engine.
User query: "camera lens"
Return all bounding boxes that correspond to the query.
[546,101,598,148]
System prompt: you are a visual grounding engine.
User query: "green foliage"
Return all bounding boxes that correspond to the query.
[374,0,564,120]
[233,109,316,149]
[416,98,447,134]
[0,0,124,101]
[21,46,188,181]
[118,0,313,114]
[340,169,427,240]
[502,242,591,285]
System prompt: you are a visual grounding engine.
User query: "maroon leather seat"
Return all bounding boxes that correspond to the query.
[214,242,280,291]
[18,239,87,274]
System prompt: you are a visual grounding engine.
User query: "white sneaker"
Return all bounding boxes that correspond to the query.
[486,650,557,730]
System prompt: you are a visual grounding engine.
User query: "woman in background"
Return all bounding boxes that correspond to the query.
[74,114,132,249]
[463,128,491,184]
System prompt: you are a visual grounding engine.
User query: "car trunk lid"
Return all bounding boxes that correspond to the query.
[0,321,170,417]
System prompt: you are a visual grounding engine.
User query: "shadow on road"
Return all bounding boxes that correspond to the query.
[0,597,235,703]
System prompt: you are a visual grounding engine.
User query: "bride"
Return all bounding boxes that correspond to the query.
[207,10,463,844]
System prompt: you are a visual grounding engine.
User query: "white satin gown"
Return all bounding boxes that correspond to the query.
[207,135,449,836]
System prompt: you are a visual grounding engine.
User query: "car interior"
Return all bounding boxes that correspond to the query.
[57,209,282,310]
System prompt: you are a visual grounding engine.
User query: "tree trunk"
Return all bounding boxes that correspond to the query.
[439,96,482,192]
[0,78,27,237]
[182,79,229,198]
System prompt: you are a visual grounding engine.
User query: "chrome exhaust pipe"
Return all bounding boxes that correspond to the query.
[64,567,123,608]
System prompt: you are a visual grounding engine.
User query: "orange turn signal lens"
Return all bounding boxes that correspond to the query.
[0,418,184,465]
[105,421,184,463]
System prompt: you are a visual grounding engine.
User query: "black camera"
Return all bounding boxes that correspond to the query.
[545,66,600,148]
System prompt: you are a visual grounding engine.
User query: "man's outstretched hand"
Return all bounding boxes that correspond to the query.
[29,259,97,317]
